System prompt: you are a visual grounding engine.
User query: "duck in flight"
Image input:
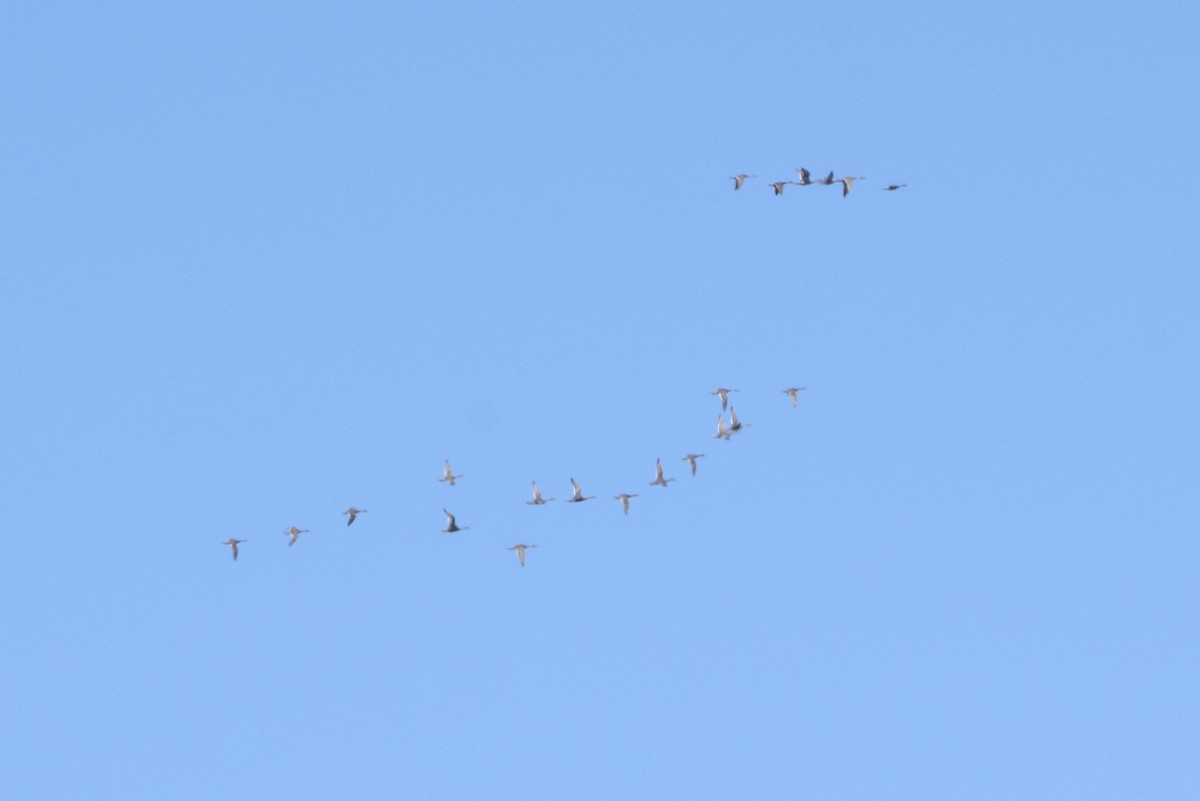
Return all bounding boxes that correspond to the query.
[527,481,552,505]
[729,406,748,433]
[794,167,813,185]
[682,453,704,476]
[731,173,756,190]
[442,508,468,533]
[711,387,738,410]
[714,414,732,441]
[567,478,596,503]
[838,176,866,197]
[782,387,806,406]
[342,507,366,526]
[223,538,246,561]
[614,493,637,515]
[770,180,795,195]
[284,526,308,547]
[649,458,675,487]
[439,460,463,486]
[883,183,907,191]
[508,544,536,567]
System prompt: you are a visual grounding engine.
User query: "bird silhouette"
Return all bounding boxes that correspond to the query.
[567,478,596,503]
[439,460,463,486]
[527,481,552,505]
[508,544,536,566]
[442,508,468,533]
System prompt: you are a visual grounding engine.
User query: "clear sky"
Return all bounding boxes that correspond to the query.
[2,1,1198,799]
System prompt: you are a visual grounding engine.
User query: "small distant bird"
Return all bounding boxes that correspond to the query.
[567,478,596,503]
[817,171,836,186]
[882,183,907,191]
[508,543,536,567]
[284,526,308,546]
[794,167,813,185]
[731,173,756,190]
[770,180,795,195]
[527,481,552,505]
[649,458,675,487]
[682,453,705,476]
[343,507,366,526]
[439,460,463,486]
[614,493,637,515]
[782,387,806,406]
[442,508,468,533]
[838,176,866,197]
[223,539,246,561]
[714,414,732,441]
[711,387,738,410]
[729,406,749,433]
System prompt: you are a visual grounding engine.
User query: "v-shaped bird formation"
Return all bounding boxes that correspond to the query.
[219,385,808,567]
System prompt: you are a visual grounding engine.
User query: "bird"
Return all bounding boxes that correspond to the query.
[508,543,536,567]
[527,481,553,505]
[342,507,366,526]
[729,406,749,433]
[731,173,756,190]
[794,167,813,185]
[838,176,866,197]
[284,526,308,546]
[770,180,795,195]
[782,387,806,406]
[711,387,738,410]
[567,478,596,503]
[439,460,463,486]
[649,458,675,487]
[442,508,468,533]
[682,453,704,476]
[882,183,907,191]
[614,493,638,515]
[714,414,732,441]
[222,539,246,561]
[817,171,836,186]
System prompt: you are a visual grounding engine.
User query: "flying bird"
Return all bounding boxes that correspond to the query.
[649,458,675,487]
[527,481,552,505]
[567,478,596,503]
[882,183,907,191]
[342,507,367,526]
[838,176,866,197]
[508,544,536,567]
[714,414,732,441]
[442,508,468,533]
[729,406,749,433]
[682,453,705,476]
[614,493,638,515]
[817,171,836,186]
[284,526,308,547]
[794,167,813,185]
[782,387,806,406]
[770,181,795,195]
[731,173,756,190]
[711,387,738,410]
[223,539,246,561]
[439,460,463,486]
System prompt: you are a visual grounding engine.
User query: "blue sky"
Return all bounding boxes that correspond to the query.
[2,1,1198,798]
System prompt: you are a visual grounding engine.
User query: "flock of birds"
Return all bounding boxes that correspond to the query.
[220,385,808,567]
[732,166,906,196]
